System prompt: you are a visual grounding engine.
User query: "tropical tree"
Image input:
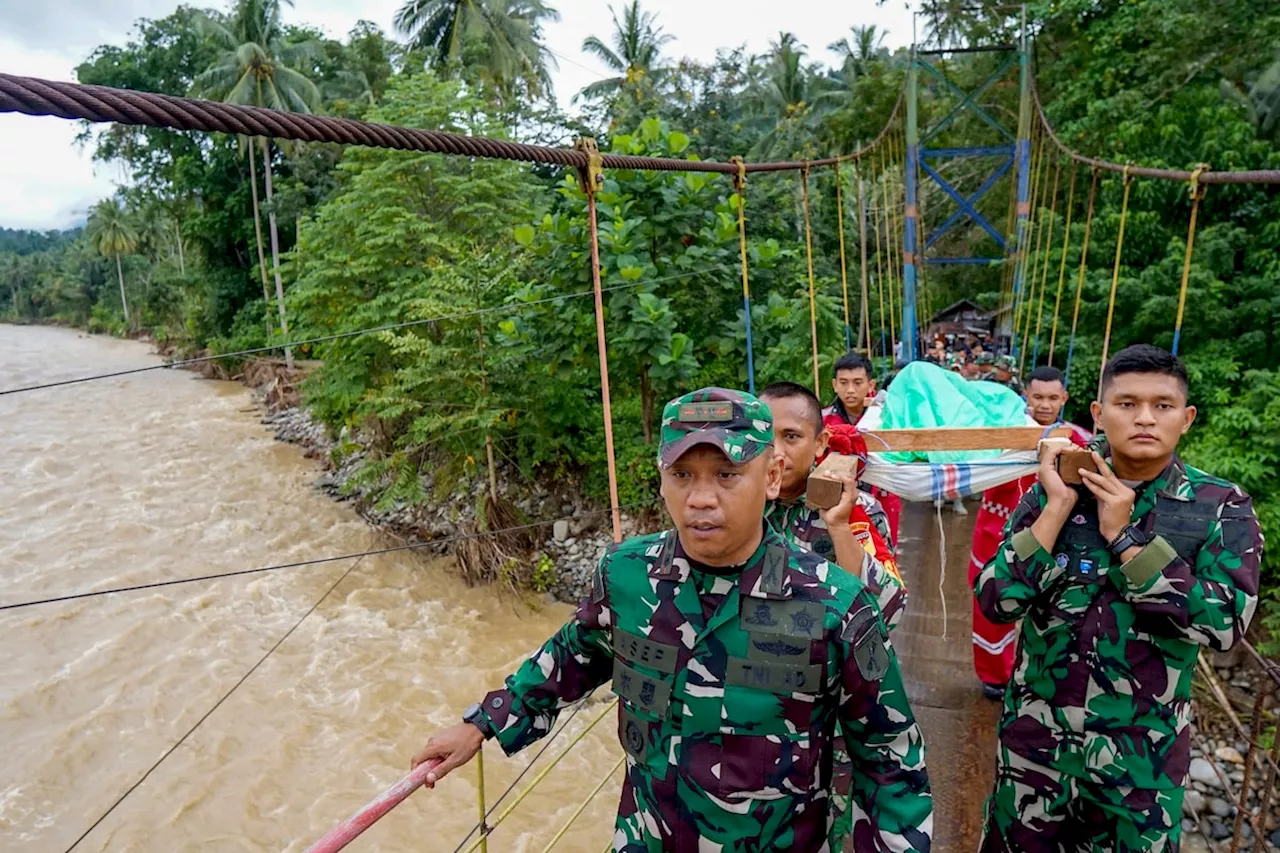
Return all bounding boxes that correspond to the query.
[86,198,138,328]
[193,0,322,367]
[393,0,559,100]
[748,33,825,159]
[828,25,887,79]
[576,1,673,104]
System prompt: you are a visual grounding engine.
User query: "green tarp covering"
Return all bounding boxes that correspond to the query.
[879,361,1029,463]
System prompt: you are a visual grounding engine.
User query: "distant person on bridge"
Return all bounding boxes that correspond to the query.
[991,355,1024,396]
[824,351,904,545]
[974,346,1262,852]
[411,388,934,852]
[758,381,908,846]
[968,365,1091,699]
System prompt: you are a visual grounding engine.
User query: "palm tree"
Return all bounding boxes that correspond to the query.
[575,1,673,103]
[394,0,559,100]
[828,25,887,79]
[749,33,824,159]
[194,0,322,368]
[87,198,139,329]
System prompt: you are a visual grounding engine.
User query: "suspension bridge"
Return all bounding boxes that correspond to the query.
[1,14,1278,853]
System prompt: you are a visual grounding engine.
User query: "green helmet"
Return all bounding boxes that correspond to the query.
[995,354,1017,372]
[658,387,774,468]
[975,352,995,366]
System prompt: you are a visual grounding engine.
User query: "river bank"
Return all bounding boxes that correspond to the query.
[244,367,631,605]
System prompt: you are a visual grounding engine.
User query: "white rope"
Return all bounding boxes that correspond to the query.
[935,501,948,640]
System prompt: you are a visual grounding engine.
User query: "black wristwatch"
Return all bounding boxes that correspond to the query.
[463,702,493,739]
[1107,524,1153,556]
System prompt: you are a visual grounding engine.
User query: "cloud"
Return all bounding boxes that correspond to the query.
[0,0,917,231]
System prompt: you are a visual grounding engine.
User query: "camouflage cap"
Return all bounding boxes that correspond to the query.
[946,353,965,370]
[995,354,1017,371]
[658,387,774,468]
[975,352,995,366]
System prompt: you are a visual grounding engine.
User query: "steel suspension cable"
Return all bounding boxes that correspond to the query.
[62,551,368,853]
[1030,156,1063,369]
[1064,168,1100,388]
[1173,167,1209,355]
[731,157,756,392]
[1097,166,1135,400]
[800,167,822,394]
[1028,74,1280,185]
[1047,162,1078,364]
[0,502,654,612]
[833,161,853,351]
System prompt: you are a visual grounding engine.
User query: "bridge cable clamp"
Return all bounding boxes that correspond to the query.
[1189,163,1210,199]
[574,137,604,196]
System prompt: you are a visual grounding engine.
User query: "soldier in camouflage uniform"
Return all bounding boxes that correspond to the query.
[974,351,996,381]
[991,355,1024,396]
[974,345,1263,851]
[758,382,904,627]
[757,381,908,846]
[412,387,933,852]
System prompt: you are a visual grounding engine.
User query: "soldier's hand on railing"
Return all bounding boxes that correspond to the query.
[410,723,484,788]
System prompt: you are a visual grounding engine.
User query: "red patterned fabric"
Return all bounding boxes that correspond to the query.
[821,407,903,545]
[968,420,1091,686]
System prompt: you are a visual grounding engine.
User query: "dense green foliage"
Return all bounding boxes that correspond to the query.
[2,0,1277,612]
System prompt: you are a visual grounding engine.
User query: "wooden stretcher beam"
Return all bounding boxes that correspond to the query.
[860,425,1073,452]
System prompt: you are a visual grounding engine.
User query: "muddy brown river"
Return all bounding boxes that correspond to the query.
[0,325,621,852]
[0,324,999,853]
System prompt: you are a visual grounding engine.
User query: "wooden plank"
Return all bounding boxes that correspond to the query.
[860,425,1073,452]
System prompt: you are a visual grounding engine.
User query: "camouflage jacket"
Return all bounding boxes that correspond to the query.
[481,525,933,852]
[974,454,1263,790]
[764,495,908,630]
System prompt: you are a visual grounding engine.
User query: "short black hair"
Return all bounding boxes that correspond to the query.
[1028,365,1064,386]
[833,351,873,377]
[760,381,823,436]
[1100,344,1189,397]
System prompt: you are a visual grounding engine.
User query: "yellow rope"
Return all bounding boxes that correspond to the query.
[1013,126,1044,352]
[913,130,932,333]
[1018,133,1049,368]
[870,150,887,359]
[834,161,852,346]
[1047,162,1078,364]
[878,143,898,359]
[1097,166,1134,400]
[476,747,489,853]
[855,158,873,352]
[1020,139,1052,374]
[801,166,821,394]
[1066,168,1100,378]
[538,754,625,853]
[1173,165,1209,354]
[460,698,619,853]
[1028,156,1062,372]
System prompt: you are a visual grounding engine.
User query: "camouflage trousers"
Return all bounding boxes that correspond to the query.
[979,744,1183,853]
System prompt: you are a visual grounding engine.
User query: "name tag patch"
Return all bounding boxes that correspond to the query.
[612,658,672,715]
[740,599,825,639]
[613,628,678,674]
[726,657,823,693]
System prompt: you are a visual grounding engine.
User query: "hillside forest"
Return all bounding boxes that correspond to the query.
[1,0,1278,619]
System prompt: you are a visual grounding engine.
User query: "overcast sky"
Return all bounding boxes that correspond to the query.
[0,0,916,231]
